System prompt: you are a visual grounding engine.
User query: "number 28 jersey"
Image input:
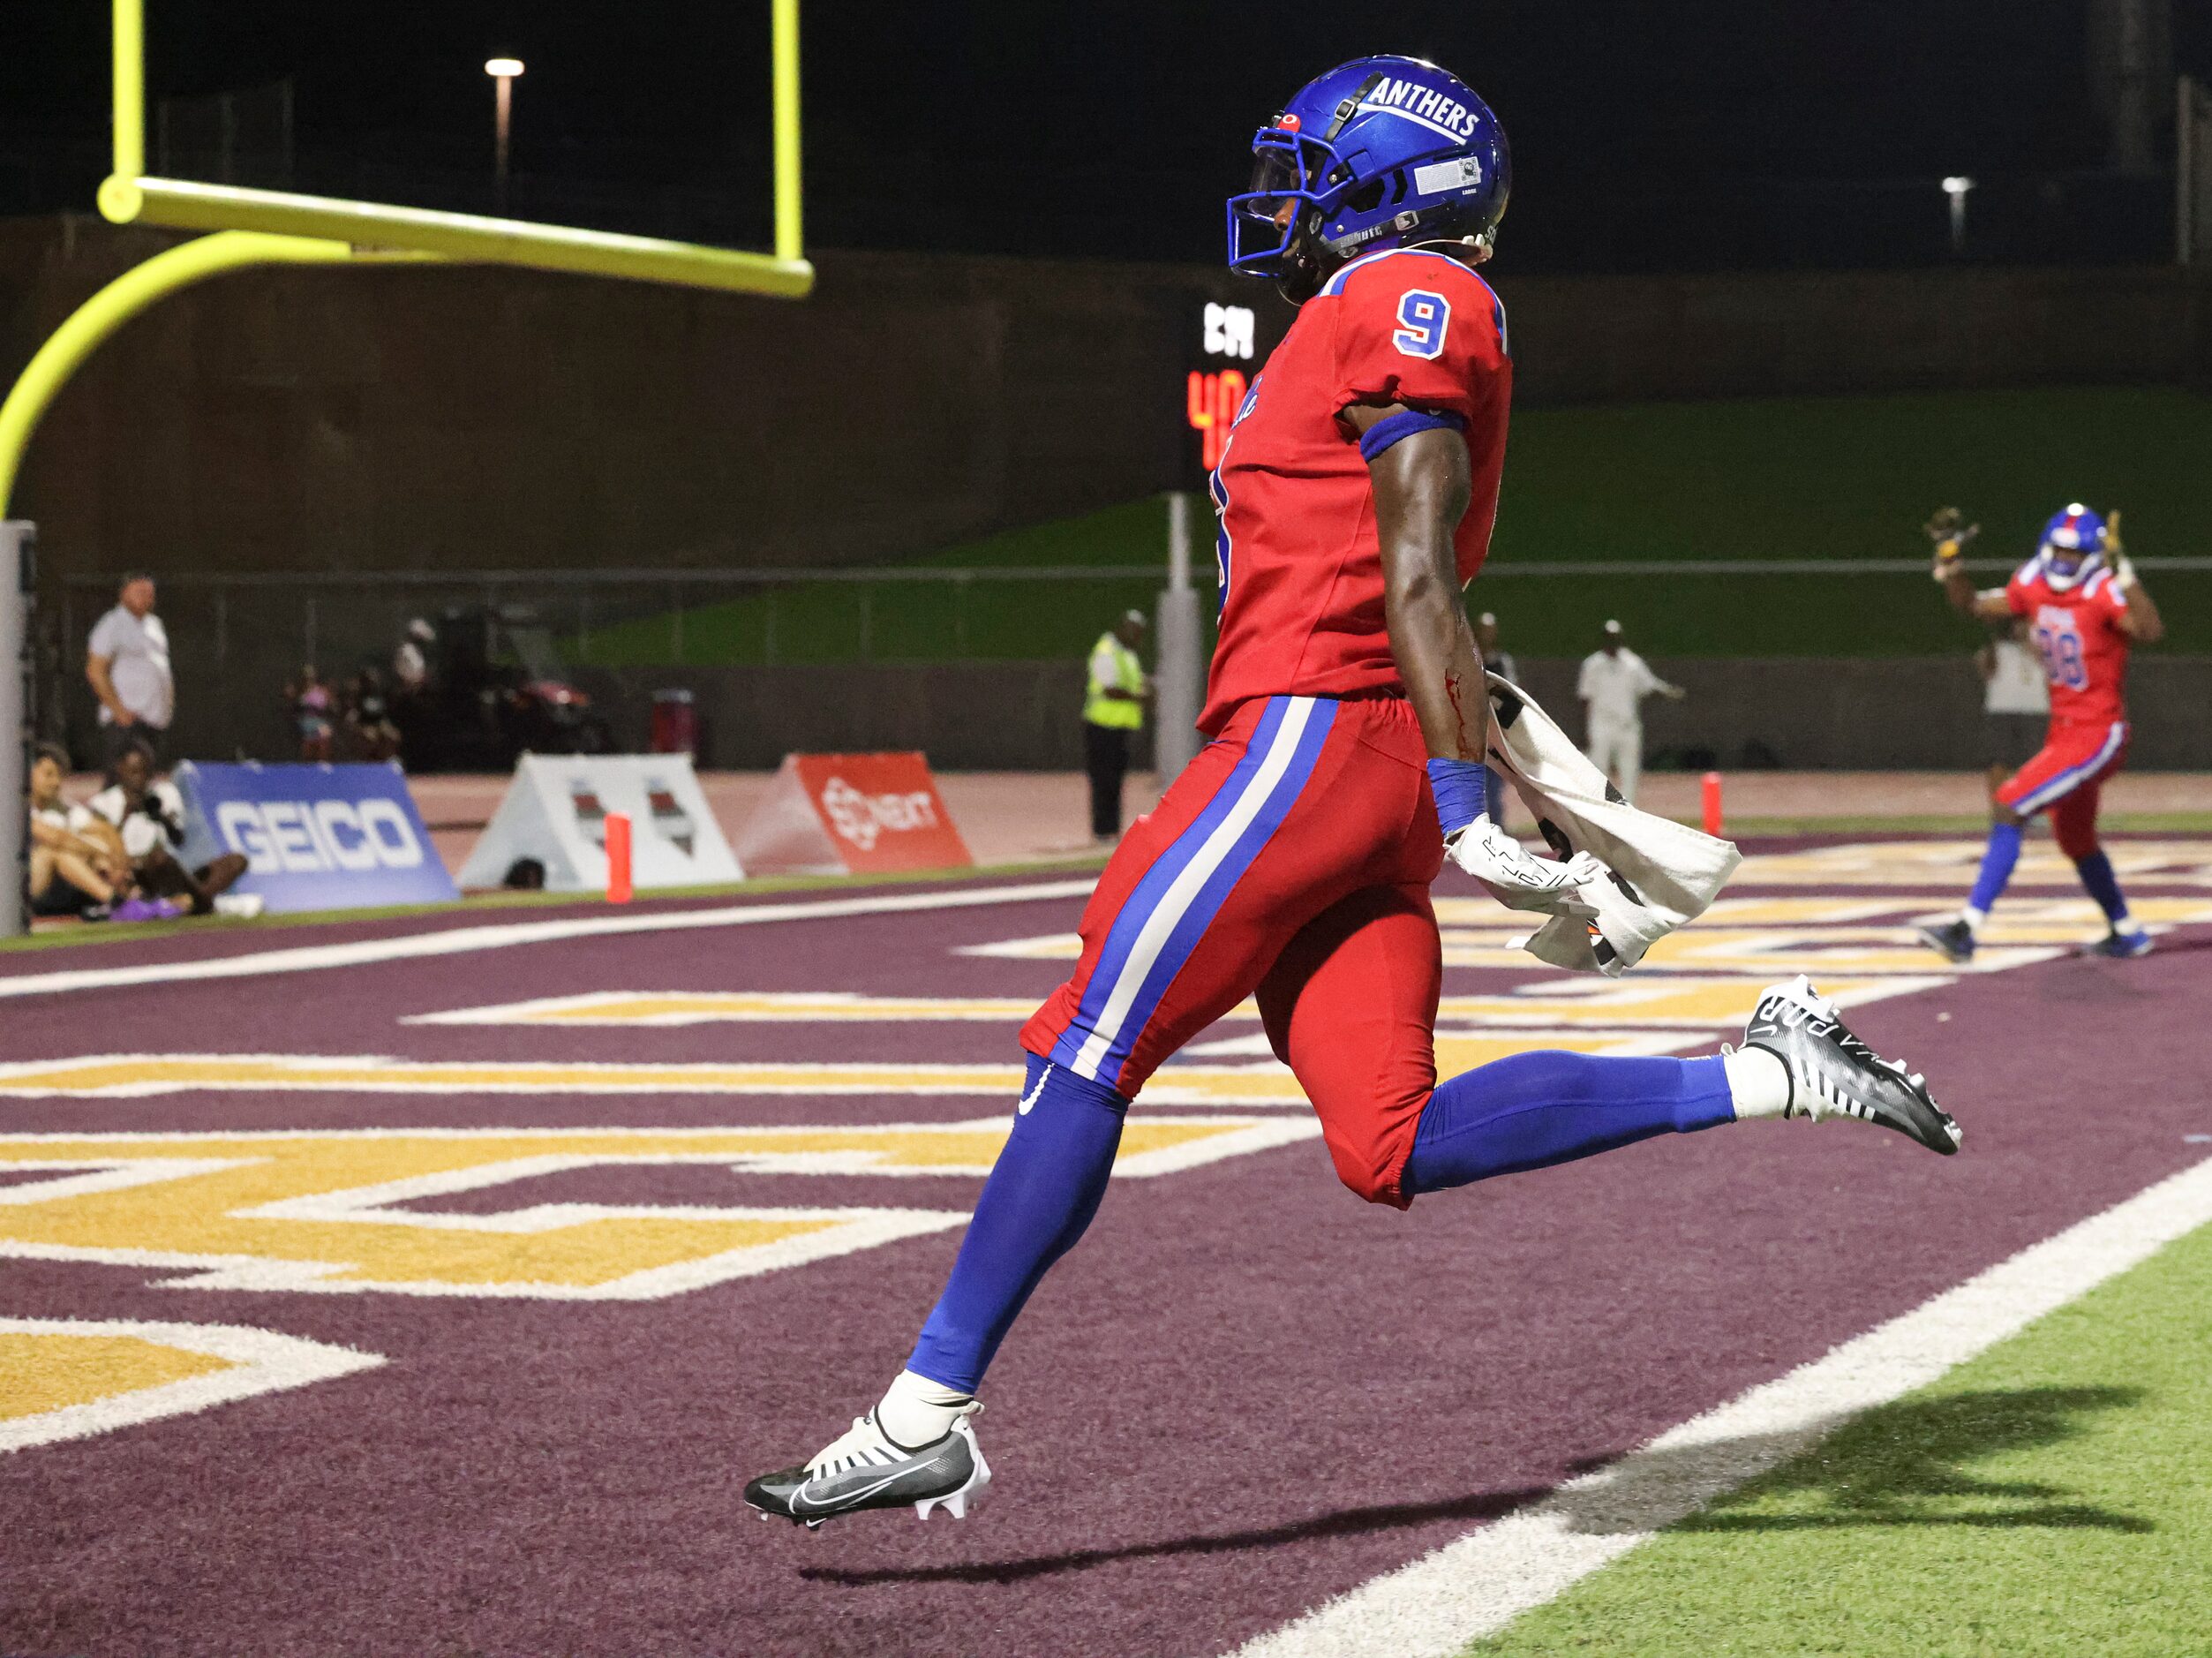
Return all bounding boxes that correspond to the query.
[2005,555,2132,727]
[1200,248,1512,735]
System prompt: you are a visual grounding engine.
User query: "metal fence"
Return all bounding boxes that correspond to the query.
[54,562,1175,666]
[46,564,1183,764]
[48,557,2212,767]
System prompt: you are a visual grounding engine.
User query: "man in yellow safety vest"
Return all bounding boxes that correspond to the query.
[1082,608,1152,842]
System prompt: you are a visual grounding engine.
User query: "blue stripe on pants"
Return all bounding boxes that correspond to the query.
[1050,695,1335,1089]
[2013,721,2125,813]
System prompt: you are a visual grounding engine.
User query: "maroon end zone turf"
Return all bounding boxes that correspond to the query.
[3,848,2208,1657]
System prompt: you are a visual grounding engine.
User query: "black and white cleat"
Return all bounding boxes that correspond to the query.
[1915,918,1976,964]
[2078,929,2154,959]
[744,1407,989,1530]
[1739,975,1962,1156]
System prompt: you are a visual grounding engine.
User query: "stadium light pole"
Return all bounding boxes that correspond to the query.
[486,57,524,211]
[1942,175,1974,257]
[1154,494,1204,786]
[0,521,30,938]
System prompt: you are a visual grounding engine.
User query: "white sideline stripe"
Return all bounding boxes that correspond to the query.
[0,878,1095,1001]
[1231,1154,2212,1658]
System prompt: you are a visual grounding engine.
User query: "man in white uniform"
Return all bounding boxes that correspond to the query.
[85,574,174,765]
[1576,619,1684,804]
[1975,616,2049,803]
[1476,611,1518,685]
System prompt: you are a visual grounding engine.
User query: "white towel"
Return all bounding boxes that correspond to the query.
[1484,672,1740,976]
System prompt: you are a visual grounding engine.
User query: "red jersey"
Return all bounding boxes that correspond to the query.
[1200,247,1512,734]
[2005,554,2132,727]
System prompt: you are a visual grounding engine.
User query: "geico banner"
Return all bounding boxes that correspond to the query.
[176,762,459,914]
[731,752,974,876]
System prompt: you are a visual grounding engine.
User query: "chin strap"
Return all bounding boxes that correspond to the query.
[1322,72,1387,143]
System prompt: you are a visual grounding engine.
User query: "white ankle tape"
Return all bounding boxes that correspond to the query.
[1723,1045,1792,1120]
[877,1368,973,1450]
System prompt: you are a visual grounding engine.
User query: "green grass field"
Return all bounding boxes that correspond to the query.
[1465,1206,2212,1656]
[573,387,2212,666]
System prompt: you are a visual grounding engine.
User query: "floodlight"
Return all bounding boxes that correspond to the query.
[1941,176,1974,254]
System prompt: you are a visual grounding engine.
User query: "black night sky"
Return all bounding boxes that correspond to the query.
[4,3,2208,270]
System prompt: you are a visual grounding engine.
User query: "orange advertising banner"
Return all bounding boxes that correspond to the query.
[732,752,974,876]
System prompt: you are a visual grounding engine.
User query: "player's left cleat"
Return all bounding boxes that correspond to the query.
[1739,976,1962,1155]
[743,1406,989,1530]
[2079,928,2153,959]
[1915,919,1976,963]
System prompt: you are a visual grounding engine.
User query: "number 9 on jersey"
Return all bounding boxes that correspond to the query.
[1391,290,1451,359]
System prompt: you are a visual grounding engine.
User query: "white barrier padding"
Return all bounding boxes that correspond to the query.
[455,755,742,893]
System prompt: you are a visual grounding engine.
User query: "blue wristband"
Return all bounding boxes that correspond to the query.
[1426,757,1489,838]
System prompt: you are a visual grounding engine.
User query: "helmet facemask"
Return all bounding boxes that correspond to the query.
[1226,127,1357,302]
[2038,507,2109,592]
[2040,546,2103,592]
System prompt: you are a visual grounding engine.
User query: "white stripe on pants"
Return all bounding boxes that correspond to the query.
[1585,716,1643,804]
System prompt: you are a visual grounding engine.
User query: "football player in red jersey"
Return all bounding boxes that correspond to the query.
[1921,504,2167,961]
[746,56,1960,1529]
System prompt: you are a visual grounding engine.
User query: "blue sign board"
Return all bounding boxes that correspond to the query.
[176,762,460,914]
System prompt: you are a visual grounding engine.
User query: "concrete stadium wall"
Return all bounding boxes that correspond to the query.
[576,654,2212,774]
[1497,656,2212,773]
[5,216,2209,587]
[77,644,2208,773]
[587,662,1124,773]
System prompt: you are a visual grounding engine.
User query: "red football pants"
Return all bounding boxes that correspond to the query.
[1022,692,1446,1207]
[1995,717,2129,858]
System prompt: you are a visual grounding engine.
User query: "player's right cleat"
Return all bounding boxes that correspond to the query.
[1740,976,1962,1156]
[743,1406,989,1530]
[2079,928,2154,959]
[1915,918,1976,963]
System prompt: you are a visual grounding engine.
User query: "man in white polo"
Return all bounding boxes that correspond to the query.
[1576,618,1684,804]
[86,573,174,765]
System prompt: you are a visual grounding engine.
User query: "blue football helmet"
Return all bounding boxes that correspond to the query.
[1227,55,1510,302]
[2037,503,2110,591]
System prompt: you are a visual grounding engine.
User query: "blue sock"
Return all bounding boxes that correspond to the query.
[1966,822,2024,917]
[907,1053,1125,1393]
[2073,850,2134,930]
[1483,765,1509,825]
[1400,1051,1735,1197]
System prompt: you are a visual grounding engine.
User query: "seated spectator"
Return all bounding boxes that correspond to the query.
[86,740,250,916]
[345,666,403,762]
[288,663,336,762]
[28,742,132,919]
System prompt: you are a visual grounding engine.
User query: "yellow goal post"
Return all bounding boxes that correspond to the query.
[1,0,811,519]
[0,0,814,931]
[98,0,812,297]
